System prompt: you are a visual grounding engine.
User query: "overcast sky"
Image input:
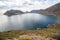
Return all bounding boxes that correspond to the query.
[0,0,60,13]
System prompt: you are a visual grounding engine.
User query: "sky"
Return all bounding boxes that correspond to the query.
[0,0,60,14]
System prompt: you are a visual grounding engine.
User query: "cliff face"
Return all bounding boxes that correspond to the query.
[4,10,24,16]
[39,3,60,17]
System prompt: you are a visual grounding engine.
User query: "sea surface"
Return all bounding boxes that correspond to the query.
[0,13,59,32]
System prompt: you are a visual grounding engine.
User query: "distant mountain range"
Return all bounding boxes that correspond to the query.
[30,9,40,13]
[4,10,24,16]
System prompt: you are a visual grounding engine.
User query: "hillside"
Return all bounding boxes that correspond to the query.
[39,3,60,17]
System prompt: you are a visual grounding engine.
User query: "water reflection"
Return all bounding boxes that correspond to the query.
[0,13,57,32]
[0,15,8,32]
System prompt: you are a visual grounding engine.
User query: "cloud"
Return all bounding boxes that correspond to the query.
[0,1,6,6]
[0,0,60,12]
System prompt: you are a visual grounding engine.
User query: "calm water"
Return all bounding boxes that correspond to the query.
[0,13,58,32]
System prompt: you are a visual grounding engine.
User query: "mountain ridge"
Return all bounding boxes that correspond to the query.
[39,3,60,17]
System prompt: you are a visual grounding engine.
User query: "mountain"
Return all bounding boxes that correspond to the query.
[39,3,60,17]
[4,9,24,16]
[45,3,60,12]
[30,10,40,13]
